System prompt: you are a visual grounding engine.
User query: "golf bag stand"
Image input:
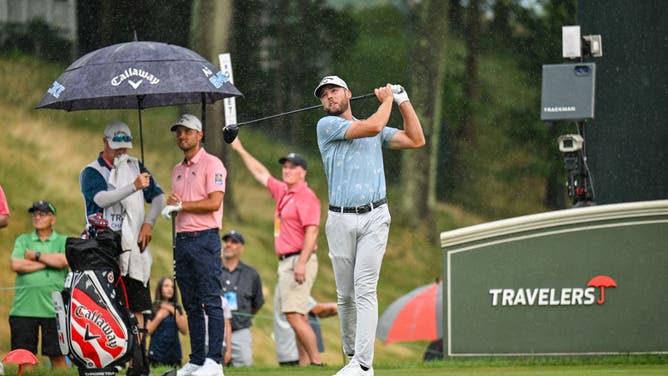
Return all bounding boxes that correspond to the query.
[53,226,148,376]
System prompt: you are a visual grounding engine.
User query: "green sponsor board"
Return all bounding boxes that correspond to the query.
[441,200,668,357]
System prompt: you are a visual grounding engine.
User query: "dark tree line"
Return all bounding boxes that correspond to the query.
[77,0,192,54]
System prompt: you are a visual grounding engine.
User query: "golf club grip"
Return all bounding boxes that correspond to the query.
[235,92,376,128]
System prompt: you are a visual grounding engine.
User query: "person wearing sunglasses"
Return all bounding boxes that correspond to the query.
[79,120,166,355]
[9,200,69,370]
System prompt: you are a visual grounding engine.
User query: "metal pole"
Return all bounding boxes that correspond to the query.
[137,96,145,164]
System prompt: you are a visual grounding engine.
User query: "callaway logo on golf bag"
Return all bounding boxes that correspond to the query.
[54,226,148,376]
[68,270,130,368]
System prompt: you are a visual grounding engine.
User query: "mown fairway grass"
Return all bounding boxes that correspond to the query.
[6,356,668,376]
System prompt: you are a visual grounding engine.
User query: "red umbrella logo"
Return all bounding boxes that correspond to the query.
[587,275,617,305]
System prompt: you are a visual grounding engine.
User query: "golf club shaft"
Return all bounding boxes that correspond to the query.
[235,92,376,128]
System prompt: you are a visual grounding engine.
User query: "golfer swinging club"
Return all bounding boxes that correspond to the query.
[314,76,425,376]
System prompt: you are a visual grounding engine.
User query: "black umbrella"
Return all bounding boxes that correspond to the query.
[36,41,243,161]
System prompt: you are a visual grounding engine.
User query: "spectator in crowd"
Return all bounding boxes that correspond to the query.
[423,338,444,361]
[204,296,233,365]
[0,184,10,228]
[220,230,264,367]
[220,295,234,366]
[9,200,69,369]
[273,285,337,366]
[147,277,188,368]
[231,137,323,366]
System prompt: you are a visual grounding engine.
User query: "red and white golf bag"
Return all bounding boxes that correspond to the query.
[53,227,146,376]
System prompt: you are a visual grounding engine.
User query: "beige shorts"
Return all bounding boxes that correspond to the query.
[277,253,318,315]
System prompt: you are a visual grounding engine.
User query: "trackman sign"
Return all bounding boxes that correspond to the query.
[543,106,576,113]
[489,275,617,307]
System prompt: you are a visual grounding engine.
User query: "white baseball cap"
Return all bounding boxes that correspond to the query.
[314,75,349,98]
[104,121,133,149]
[171,113,202,132]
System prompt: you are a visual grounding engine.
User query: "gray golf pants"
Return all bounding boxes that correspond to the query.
[230,327,252,367]
[326,205,390,368]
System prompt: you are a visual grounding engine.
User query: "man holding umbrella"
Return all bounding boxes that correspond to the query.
[161,114,227,376]
[80,121,165,333]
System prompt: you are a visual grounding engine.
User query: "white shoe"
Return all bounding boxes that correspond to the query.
[333,359,374,376]
[191,358,224,376]
[177,362,201,376]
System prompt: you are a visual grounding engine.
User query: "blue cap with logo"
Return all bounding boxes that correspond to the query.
[222,230,245,244]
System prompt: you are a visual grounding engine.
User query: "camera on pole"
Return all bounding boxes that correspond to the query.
[541,26,602,207]
[557,134,593,206]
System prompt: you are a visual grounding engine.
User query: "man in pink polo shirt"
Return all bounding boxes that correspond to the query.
[161,114,226,376]
[230,137,323,367]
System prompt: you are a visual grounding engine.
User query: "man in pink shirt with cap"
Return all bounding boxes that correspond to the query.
[162,114,226,376]
[230,136,323,367]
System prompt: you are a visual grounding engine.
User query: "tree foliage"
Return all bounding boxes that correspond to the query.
[0,19,73,63]
[65,0,574,222]
[228,0,357,149]
[77,0,192,54]
[398,0,450,234]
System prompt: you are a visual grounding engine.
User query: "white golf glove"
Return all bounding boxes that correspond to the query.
[161,203,182,219]
[391,84,409,105]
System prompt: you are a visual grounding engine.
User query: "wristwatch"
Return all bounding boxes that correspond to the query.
[35,251,41,262]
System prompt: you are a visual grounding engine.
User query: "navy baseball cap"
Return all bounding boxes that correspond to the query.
[278,153,307,170]
[28,200,57,215]
[222,230,245,244]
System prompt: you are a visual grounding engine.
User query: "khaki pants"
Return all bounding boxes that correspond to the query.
[277,253,318,315]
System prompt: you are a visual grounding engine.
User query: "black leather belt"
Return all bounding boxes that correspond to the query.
[176,228,218,239]
[278,251,301,261]
[329,198,387,214]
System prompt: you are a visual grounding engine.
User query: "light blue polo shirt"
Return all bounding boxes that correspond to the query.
[316,115,398,207]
